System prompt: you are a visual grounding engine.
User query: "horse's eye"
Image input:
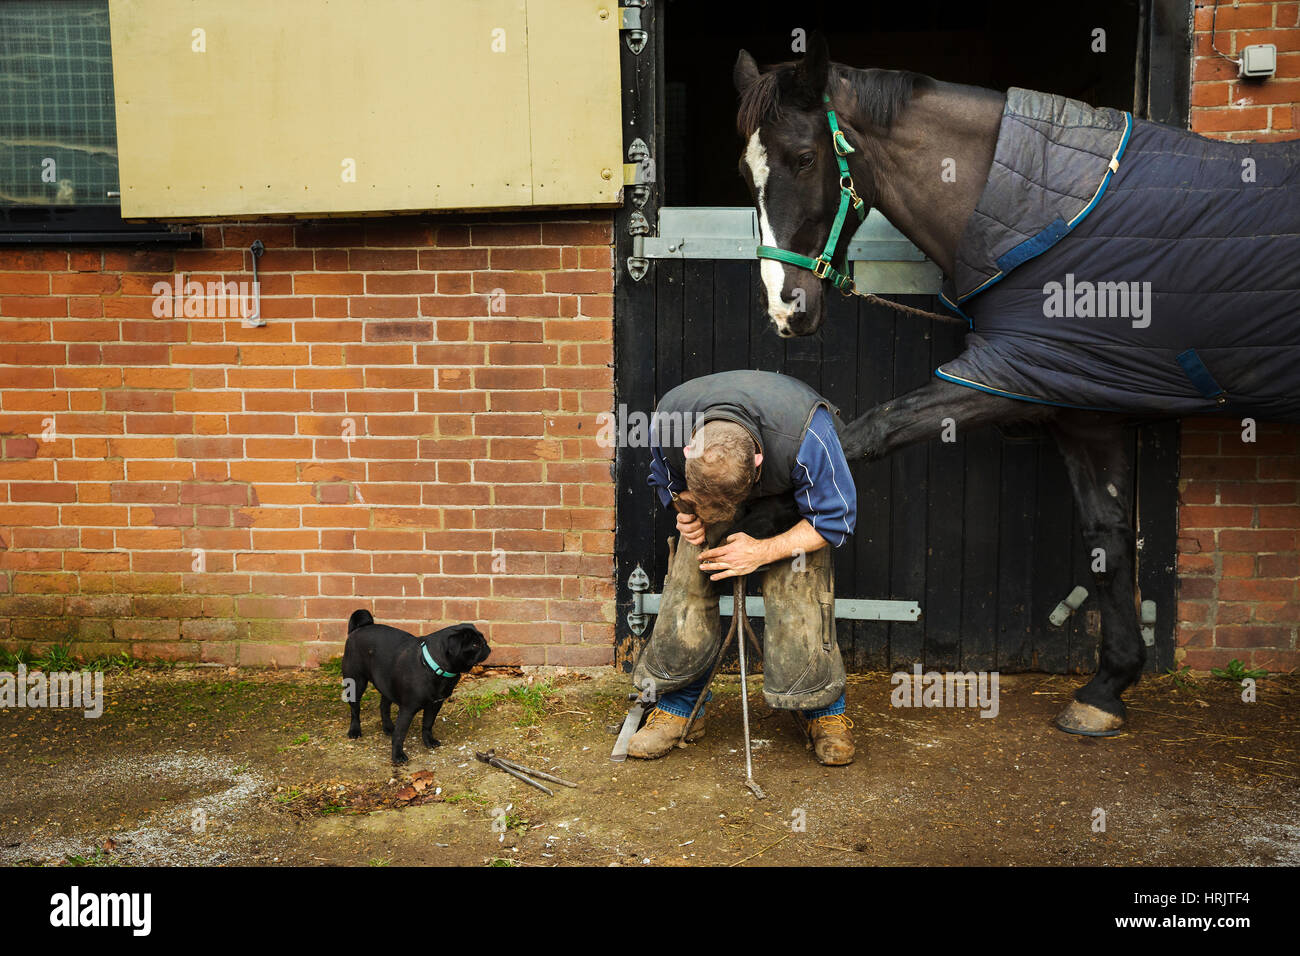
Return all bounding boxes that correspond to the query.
[797,152,816,171]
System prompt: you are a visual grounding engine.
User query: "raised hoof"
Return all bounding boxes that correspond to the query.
[1055,700,1125,737]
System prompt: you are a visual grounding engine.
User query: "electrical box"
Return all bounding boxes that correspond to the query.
[1239,43,1277,79]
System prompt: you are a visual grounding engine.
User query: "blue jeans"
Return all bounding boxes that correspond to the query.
[656,672,845,719]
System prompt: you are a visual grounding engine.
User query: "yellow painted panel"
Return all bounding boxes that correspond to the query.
[109,0,620,218]
[526,1,623,205]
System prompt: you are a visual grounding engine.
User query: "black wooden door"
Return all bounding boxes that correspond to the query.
[614,258,1178,674]
[612,0,1183,676]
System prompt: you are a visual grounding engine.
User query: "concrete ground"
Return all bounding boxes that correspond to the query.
[1,665,1296,867]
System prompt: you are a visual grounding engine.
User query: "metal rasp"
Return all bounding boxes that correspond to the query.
[610,697,644,762]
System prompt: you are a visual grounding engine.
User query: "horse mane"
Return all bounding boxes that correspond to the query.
[737,62,929,137]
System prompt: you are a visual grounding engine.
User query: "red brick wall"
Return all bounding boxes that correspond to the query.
[0,216,616,668]
[1177,0,1300,672]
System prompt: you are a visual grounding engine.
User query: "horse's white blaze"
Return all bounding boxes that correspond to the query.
[746,130,797,330]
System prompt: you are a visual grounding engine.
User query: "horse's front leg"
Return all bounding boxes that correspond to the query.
[840,378,1051,461]
[1050,411,1142,736]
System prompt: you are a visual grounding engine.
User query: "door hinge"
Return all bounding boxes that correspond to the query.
[624,137,654,208]
[626,210,651,282]
[626,564,651,635]
[619,1,648,55]
[624,137,654,281]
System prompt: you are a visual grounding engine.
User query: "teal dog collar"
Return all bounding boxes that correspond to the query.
[420,641,458,679]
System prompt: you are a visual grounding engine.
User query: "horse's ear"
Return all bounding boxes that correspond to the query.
[795,32,830,100]
[733,50,760,93]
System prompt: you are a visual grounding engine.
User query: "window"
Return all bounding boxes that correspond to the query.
[0,0,194,242]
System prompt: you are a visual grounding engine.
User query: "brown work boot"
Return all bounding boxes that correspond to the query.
[627,707,705,760]
[801,713,855,766]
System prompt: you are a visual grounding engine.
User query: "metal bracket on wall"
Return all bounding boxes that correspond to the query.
[619,1,647,55]
[625,566,921,636]
[246,240,266,328]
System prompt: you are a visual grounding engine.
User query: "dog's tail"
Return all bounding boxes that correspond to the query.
[347,608,375,634]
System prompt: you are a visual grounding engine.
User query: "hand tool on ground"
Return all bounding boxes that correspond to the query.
[733,576,766,800]
[676,575,766,799]
[475,749,577,796]
[610,695,645,762]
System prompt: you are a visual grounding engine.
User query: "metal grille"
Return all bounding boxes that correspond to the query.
[0,0,118,206]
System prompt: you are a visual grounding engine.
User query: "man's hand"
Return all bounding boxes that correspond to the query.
[676,511,706,547]
[698,533,774,581]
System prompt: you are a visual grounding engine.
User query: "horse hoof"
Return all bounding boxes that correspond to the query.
[1055,700,1125,737]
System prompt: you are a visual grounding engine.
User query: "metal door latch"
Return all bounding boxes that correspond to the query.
[1049,586,1089,627]
[1140,600,1157,647]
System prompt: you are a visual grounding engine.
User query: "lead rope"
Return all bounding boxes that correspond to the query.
[855,290,968,326]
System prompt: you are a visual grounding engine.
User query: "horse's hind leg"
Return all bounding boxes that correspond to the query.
[1049,412,1142,736]
[840,378,1052,461]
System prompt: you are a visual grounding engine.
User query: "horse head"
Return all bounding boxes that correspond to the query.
[734,36,922,337]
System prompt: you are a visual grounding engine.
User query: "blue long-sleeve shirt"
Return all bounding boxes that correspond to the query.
[648,406,857,547]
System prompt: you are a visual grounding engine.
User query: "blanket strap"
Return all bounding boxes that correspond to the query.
[1176,349,1229,406]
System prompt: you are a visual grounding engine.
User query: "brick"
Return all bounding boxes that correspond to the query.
[1214,625,1295,648]
[1179,504,1254,529]
[471,223,541,246]
[363,221,433,247]
[365,274,437,295]
[1217,578,1297,602]
[1193,3,1273,30]
[545,270,613,294]
[541,221,612,245]
[0,273,51,294]
[490,246,563,270]
[418,248,489,270]
[1192,106,1270,132]
[1218,529,1298,552]
[365,320,434,341]
[295,273,364,295]
[0,213,632,670]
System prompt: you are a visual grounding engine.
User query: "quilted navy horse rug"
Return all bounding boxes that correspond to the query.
[936,89,1300,422]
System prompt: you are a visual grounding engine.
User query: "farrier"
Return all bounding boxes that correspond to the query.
[629,369,859,765]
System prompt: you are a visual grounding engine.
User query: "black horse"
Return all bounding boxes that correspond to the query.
[732,37,1300,736]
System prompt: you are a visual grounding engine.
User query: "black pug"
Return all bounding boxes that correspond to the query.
[342,609,491,763]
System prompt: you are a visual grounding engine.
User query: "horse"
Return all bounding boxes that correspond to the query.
[731,35,1300,736]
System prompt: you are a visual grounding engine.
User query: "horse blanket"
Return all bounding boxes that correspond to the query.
[936,88,1300,422]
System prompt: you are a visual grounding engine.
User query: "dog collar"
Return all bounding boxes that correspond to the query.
[420,641,458,678]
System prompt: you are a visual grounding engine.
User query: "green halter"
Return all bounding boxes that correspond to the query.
[755,95,866,294]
